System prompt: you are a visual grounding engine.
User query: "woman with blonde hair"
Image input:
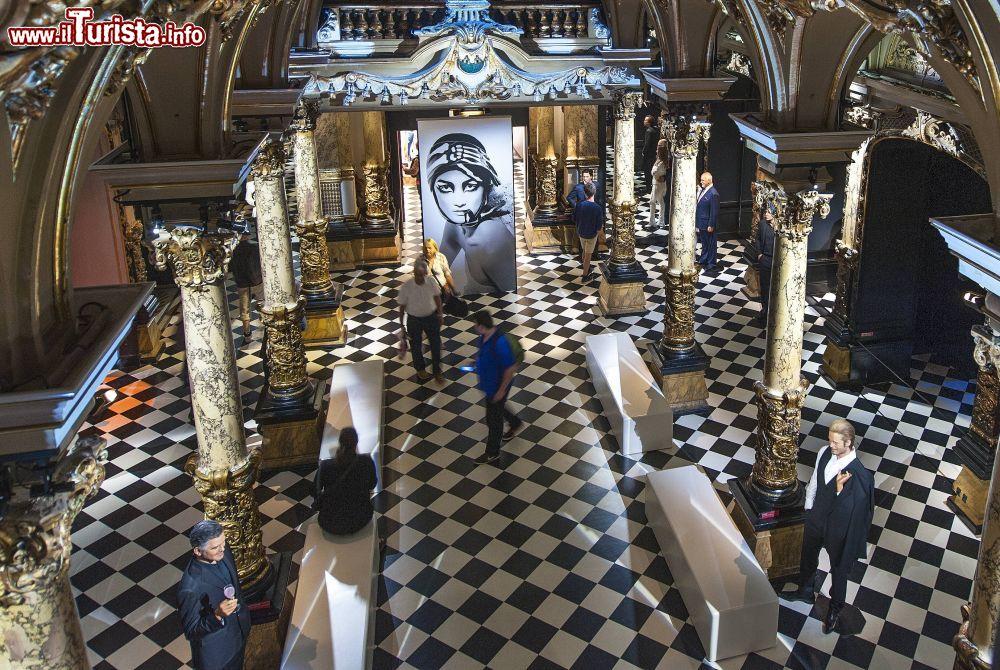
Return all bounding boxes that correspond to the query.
[424,238,458,296]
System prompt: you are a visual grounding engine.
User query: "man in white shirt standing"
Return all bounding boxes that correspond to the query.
[784,419,874,635]
[397,259,445,384]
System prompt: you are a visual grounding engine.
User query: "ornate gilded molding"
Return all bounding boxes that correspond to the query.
[249,136,286,181]
[186,449,272,591]
[718,50,752,78]
[258,297,309,395]
[891,0,978,93]
[104,47,152,99]
[750,378,810,495]
[954,602,992,670]
[362,163,391,221]
[294,218,335,296]
[290,99,319,133]
[756,183,833,241]
[664,115,710,158]
[844,103,876,128]
[152,228,238,288]
[119,204,148,284]
[609,200,637,265]
[0,437,107,669]
[901,109,961,156]
[832,241,859,321]
[612,90,644,120]
[662,268,700,350]
[534,155,560,207]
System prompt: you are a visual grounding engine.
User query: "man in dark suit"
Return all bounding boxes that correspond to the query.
[785,419,875,635]
[756,204,777,324]
[566,169,601,210]
[640,115,660,193]
[695,172,720,272]
[178,520,251,670]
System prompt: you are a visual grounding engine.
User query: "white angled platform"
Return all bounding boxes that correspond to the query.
[585,332,674,454]
[282,359,385,669]
[646,466,778,663]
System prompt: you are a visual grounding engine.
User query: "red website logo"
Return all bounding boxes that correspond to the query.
[6,8,207,48]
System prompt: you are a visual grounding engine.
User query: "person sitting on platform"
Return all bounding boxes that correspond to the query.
[315,427,378,535]
[424,238,457,297]
[177,520,250,670]
[230,228,262,342]
[648,140,669,230]
[573,182,603,279]
[567,169,601,210]
[784,418,875,635]
[695,171,720,273]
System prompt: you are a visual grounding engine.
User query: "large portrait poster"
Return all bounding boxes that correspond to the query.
[418,116,516,296]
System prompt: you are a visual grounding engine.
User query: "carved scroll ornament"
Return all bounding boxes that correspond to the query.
[153,228,238,288]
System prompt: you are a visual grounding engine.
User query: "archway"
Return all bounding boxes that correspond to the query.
[851,138,990,379]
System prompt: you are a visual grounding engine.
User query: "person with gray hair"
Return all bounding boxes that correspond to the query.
[784,418,874,635]
[397,257,445,383]
[177,520,251,669]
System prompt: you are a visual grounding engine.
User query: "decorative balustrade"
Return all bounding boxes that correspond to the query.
[317,3,609,45]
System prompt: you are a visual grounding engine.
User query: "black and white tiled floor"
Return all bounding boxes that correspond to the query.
[72,160,978,669]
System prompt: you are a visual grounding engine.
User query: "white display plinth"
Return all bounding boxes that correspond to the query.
[585,332,674,454]
[282,359,385,669]
[646,466,778,662]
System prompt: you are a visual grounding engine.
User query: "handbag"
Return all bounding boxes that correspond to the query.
[431,271,469,318]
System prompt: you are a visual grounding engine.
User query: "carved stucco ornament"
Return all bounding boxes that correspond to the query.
[152,227,238,288]
[303,0,635,107]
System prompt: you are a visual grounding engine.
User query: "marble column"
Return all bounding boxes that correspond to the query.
[598,89,648,316]
[741,169,769,300]
[250,135,314,404]
[314,111,358,270]
[750,185,832,506]
[361,111,392,229]
[647,114,710,415]
[949,322,1000,534]
[291,102,349,346]
[290,100,336,302]
[0,437,106,670]
[955,323,1000,669]
[821,140,870,386]
[152,227,272,593]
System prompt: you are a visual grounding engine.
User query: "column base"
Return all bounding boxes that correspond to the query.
[646,340,710,416]
[354,223,400,266]
[328,239,357,271]
[742,264,761,300]
[820,334,911,389]
[256,379,327,470]
[303,301,348,348]
[597,262,647,316]
[245,551,295,670]
[727,477,807,580]
[525,211,576,255]
[949,465,989,535]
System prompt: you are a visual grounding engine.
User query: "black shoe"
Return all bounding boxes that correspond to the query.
[502,422,524,443]
[475,452,501,465]
[823,605,842,634]
[783,586,815,604]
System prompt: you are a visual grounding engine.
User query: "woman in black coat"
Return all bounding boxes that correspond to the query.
[315,427,377,535]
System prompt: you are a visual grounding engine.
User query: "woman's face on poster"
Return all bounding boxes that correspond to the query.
[433,169,486,225]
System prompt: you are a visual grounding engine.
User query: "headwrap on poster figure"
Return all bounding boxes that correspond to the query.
[419,116,516,296]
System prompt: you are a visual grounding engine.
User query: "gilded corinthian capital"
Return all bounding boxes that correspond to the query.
[756,183,833,241]
[664,115,710,158]
[290,99,319,133]
[612,89,644,120]
[153,228,238,288]
[250,136,286,180]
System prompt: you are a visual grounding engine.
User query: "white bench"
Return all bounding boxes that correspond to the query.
[585,332,674,454]
[282,359,384,670]
[646,466,778,663]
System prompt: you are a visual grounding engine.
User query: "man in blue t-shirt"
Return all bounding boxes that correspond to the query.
[473,309,522,465]
[572,182,603,279]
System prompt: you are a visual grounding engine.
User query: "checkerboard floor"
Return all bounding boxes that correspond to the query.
[72,158,978,670]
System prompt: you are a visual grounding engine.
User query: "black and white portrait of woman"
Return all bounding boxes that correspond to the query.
[418,117,516,295]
